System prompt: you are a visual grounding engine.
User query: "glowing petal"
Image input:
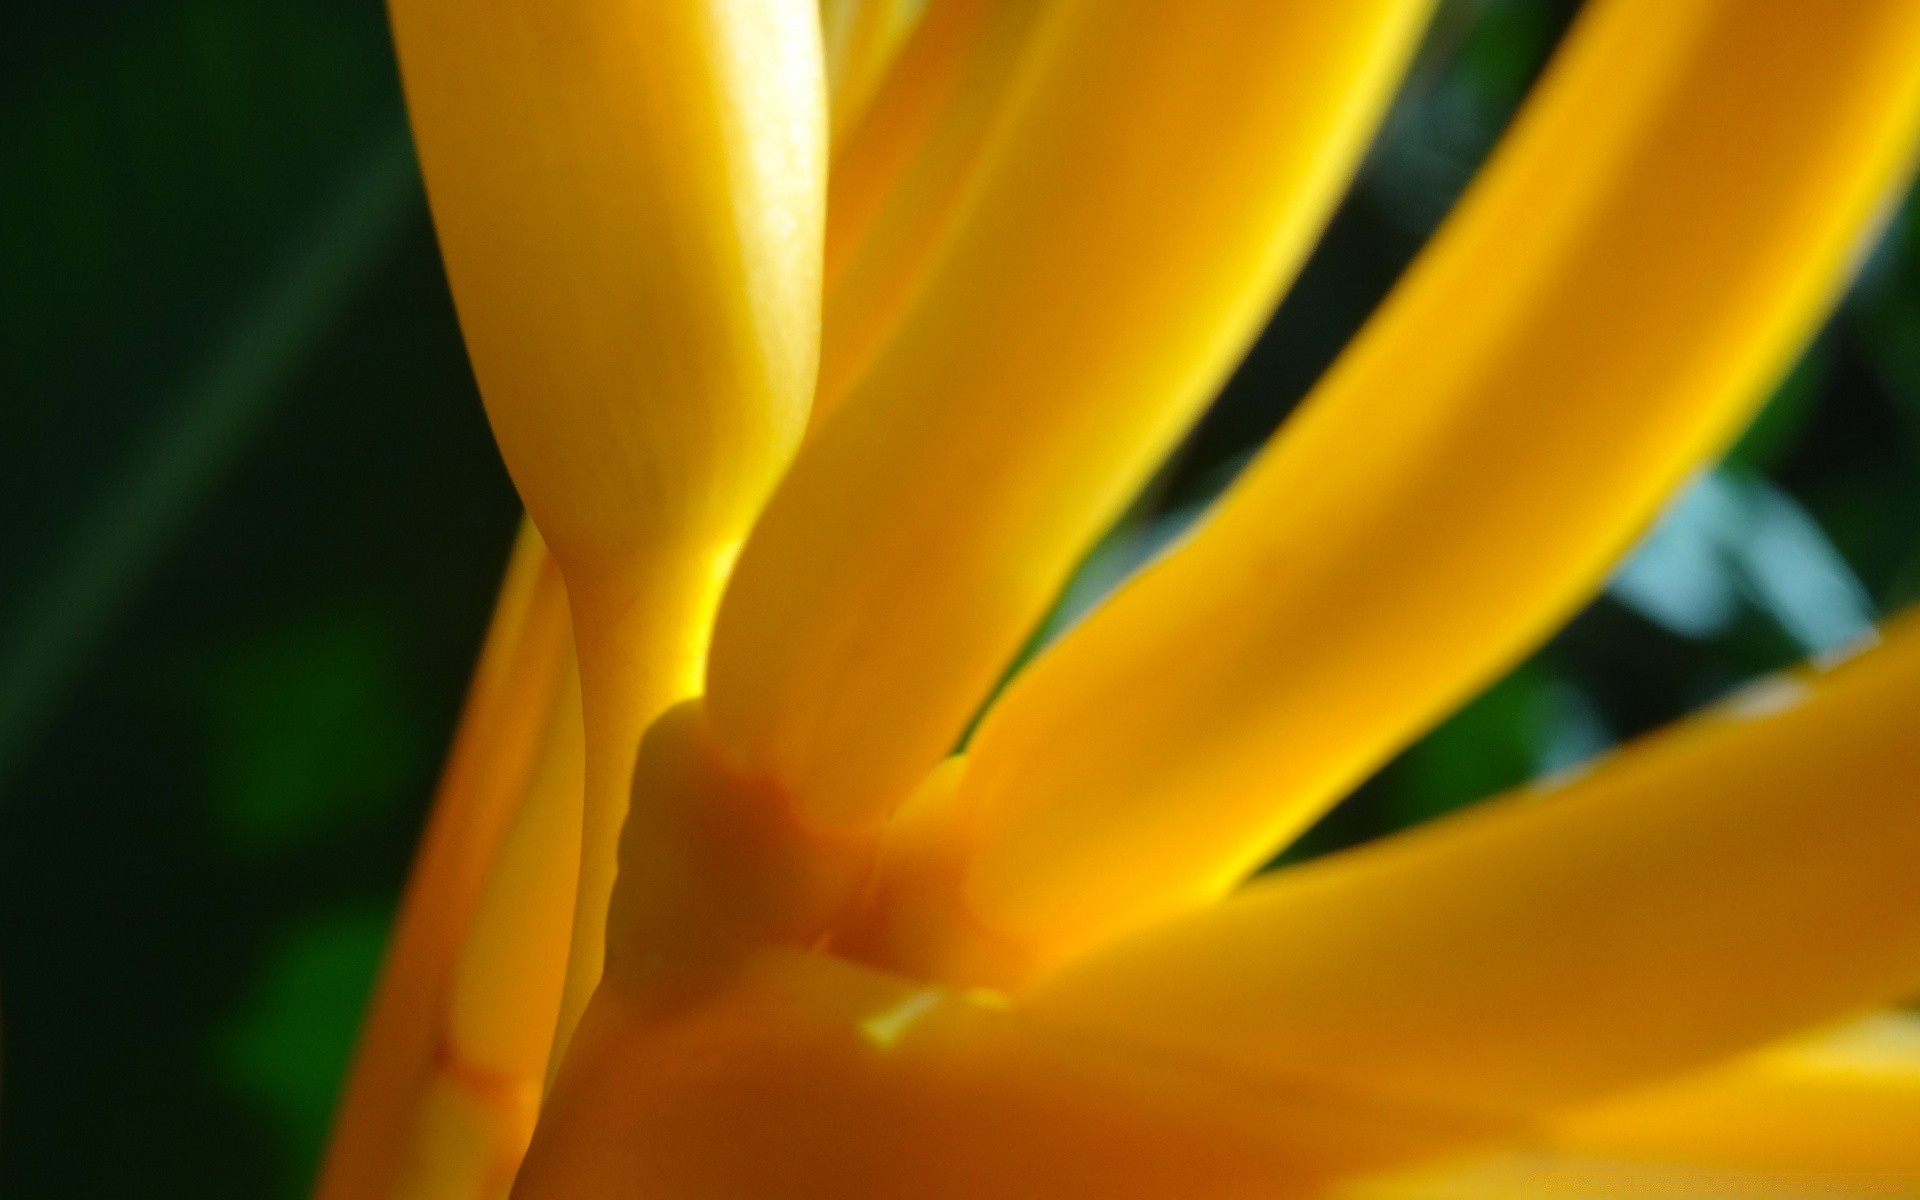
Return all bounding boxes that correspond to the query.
[441,666,583,1090]
[708,0,1436,828]
[512,948,1502,1199]
[1339,1151,1914,1199]
[1029,617,1920,1116]
[339,2,990,1179]
[390,0,822,577]
[817,0,1049,425]
[386,1075,523,1200]
[1548,1011,1920,1175]
[380,669,585,1200]
[389,0,828,1057]
[315,524,572,1200]
[820,0,926,146]
[902,0,1920,978]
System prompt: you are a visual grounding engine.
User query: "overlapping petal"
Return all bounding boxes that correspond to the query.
[1339,1151,1912,1199]
[816,0,1049,426]
[339,2,1920,1197]
[821,0,927,148]
[1547,1011,1920,1174]
[330,5,995,1189]
[880,0,1920,981]
[316,526,573,1200]
[1028,618,1920,1117]
[385,671,584,1200]
[389,0,830,1055]
[707,0,1436,829]
[388,0,823,578]
[513,947,1502,1200]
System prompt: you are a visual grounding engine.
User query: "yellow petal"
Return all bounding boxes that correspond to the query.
[816,0,1050,426]
[707,0,1437,828]
[1338,1150,1913,1199]
[1548,1011,1920,1175]
[315,523,572,1200]
[1028,617,1920,1116]
[513,947,1502,1200]
[389,0,823,578]
[904,0,1920,978]
[383,665,585,1200]
[388,0,829,1059]
[343,4,981,1178]
[387,1072,529,1200]
[820,0,927,146]
[442,655,584,1086]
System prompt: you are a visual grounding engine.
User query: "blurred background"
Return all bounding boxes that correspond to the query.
[4,0,1918,1194]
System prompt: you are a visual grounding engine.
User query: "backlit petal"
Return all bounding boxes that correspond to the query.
[816,0,1049,426]
[513,947,1502,1199]
[315,524,573,1200]
[820,0,927,146]
[342,6,997,1181]
[389,0,828,1057]
[389,0,823,578]
[708,0,1436,828]
[908,0,1920,977]
[1338,1151,1912,1199]
[1028,618,1920,1115]
[1548,1011,1920,1175]
[386,667,584,1200]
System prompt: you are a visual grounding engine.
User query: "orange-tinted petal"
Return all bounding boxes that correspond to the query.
[1549,1011,1920,1175]
[708,0,1436,830]
[514,947,1503,1199]
[1338,1150,1911,1199]
[389,0,822,578]
[815,0,1049,427]
[316,523,572,1200]
[821,0,927,146]
[1029,618,1920,1116]
[896,0,1920,980]
[389,0,829,1058]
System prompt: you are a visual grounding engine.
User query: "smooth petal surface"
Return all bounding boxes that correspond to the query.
[1547,1011,1920,1175]
[897,0,1920,979]
[378,625,584,1200]
[513,948,1502,1200]
[316,524,574,1200]
[389,0,823,577]
[815,0,1048,426]
[339,3,979,1178]
[1338,1151,1917,1199]
[389,0,828,1058]
[708,0,1436,828]
[820,0,926,146]
[1029,617,1920,1116]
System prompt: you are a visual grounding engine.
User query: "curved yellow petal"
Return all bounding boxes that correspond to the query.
[512,947,1502,1199]
[441,665,583,1091]
[816,0,1049,426]
[315,523,572,1200]
[1338,1150,1913,1199]
[389,0,828,1059]
[386,668,585,1200]
[1548,1011,1920,1175]
[820,0,927,147]
[341,6,1012,1183]
[899,0,1920,978]
[1028,616,1920,1116]
[390,0,822,578]
[707,0,1437,829]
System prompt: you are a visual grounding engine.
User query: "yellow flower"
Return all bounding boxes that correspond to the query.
[319,1,1920,1196]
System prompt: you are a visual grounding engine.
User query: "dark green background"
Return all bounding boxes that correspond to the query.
[4,1,1917,1195]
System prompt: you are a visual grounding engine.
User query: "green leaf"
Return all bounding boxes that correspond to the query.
[201,610,421,855]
